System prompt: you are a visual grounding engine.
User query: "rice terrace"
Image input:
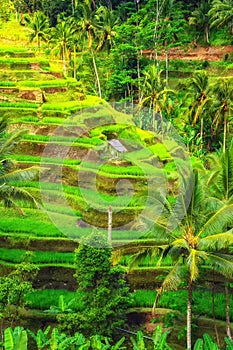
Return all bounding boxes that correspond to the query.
[0,0,233,349]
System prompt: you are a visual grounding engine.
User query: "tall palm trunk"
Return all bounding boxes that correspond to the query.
[187,275,192,350]
[62,43,67,76]
[153,0,159,66]
[212,274,220,347]
[225,282,232,340]
[73,44,77,79]
[223,113,228,153]
[165,47,169,87]
[91,48,102,99]
[200,117,204,151]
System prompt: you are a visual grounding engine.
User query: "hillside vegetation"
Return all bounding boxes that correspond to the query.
[0,0,233,349]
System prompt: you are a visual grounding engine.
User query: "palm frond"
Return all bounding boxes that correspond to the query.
[198,231,233,251]
[157,262,187,292]
[199,204,233,236]
[1,184,38,207]
[206,252,233,278]
[153,262,186,312]
[187,249,207,281]
[0,167,38,185]
[172,238,189,250]
[166,168,194,231]
[0,130,26,159]
[128,247,162,270]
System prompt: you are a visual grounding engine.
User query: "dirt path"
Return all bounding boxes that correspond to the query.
[143,45,233,61]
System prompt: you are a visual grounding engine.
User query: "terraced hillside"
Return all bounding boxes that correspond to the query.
[0,45,187,290]
[1,32,233,349]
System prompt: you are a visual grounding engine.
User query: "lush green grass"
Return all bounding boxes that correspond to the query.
[119,254,174,267]
[0,70,60,81]
[22,134,103,146]
[11,180,148,211]
[26,289,84,311]
[26,287,233,321]
[0,81,17,87]
[0,102,38,108]
[19,78,79,89]
[0,207,77,238]
[132,290,157,308]
[0,46,31,53]
[132,289,233,321]
[0,248,74,264]
[0,57,49,68]
[12,154,81,166]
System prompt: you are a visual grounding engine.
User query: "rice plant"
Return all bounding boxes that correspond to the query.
[26,289,83,311]
[0,102,38,108]
[0,81,17,87]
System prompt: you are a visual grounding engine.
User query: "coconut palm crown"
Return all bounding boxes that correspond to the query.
[113,169,233,349]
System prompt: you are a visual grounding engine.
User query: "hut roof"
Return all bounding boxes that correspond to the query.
[108,139,127,152]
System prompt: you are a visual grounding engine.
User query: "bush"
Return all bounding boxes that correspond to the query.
[58,232,131,338]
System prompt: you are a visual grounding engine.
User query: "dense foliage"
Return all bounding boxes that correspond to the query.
[0,0,233,348]
[58,232,131,338]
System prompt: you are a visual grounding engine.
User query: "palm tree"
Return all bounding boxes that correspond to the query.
[140,65,175,131]
[95,6,119,54]
[51,17,77,76]
[207,141,233,339]
[26,11,49,50]
[184,70,212,151]
[0,118,38,215]
[211,78,233,153]
[76,0,102,98]
[208,0,233,35]
[189,0,211,45]
[113,170,233,349]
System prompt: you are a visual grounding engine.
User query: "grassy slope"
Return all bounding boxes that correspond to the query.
[0,20,233,337]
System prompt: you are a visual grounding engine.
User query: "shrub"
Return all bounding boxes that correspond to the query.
[58,232,131,338]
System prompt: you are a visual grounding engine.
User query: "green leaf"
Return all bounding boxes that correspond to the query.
[4,328,14,350]
[193,338,203,350]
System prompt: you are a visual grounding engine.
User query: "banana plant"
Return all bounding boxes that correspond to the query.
[130,331,146,350]
[45,295,75,314]
[27,326,50,350]
[3,327,27,350]
[90,335,125,350]
[225,337,233,350]
[152,325,172,350]
[193,338,204,350]
[49,328,71,350]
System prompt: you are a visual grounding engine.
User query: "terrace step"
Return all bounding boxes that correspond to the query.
[0,235,78,252]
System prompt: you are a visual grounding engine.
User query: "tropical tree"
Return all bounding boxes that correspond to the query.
[183,70,212,152]
[76,0,103,98]
[0,260,39,330]
[0,118,38,215]
[189,0,211,45]
[59,232,130,338]
[208,0,233,35]
[211,78,233,153]
[113,170,233,349]
[51,17,77,76]
[140,65,175,130]
[95,6,118,54]
[206,140,233,339]
[0,0,13,23]
[26,11,49,50]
